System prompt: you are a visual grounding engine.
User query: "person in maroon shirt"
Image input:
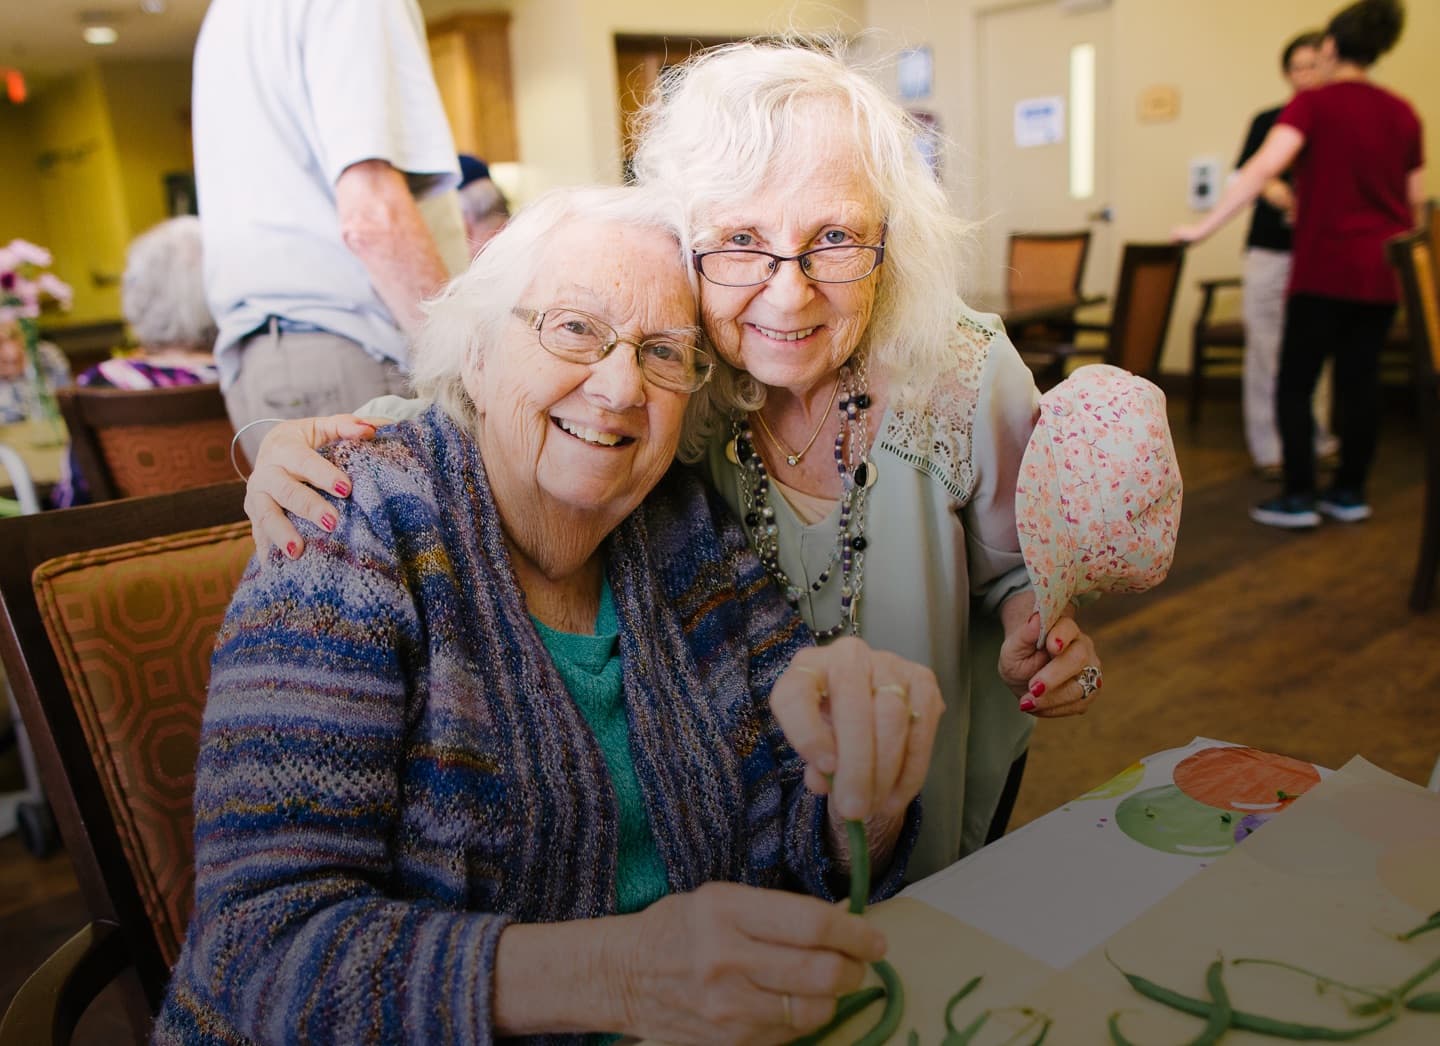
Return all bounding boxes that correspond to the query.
[1174,0,1424,529]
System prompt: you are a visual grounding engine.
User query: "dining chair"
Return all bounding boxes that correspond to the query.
[1386,225,1440,614]
[0,481,250,1045]
[55,384,238,503]
[1006,230,1093,342]
[1016,242,1186,390]
[1188,277,1245,427]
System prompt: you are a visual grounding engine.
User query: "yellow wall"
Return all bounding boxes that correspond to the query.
[28,66,130,323]
[0,104,50,252]
[99,60,195,241]
[864,0,1439,374]
[0,60,196,326]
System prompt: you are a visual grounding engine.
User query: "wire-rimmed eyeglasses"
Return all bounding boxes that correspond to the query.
[514,307,713,393]
[692,234,887,288]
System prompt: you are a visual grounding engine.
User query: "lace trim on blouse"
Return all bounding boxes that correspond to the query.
[877,308,996,502]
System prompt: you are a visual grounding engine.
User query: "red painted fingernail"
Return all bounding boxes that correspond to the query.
[320,513,337,532]
[285,542,298,559]
[1097,677,1104,689]
[1053,637,1065,653]
[1019,697,1037,713]
[1029,680,1046,698]
[334,481,350,496]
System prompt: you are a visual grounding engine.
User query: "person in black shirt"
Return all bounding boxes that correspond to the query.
[1236,30,1338,477]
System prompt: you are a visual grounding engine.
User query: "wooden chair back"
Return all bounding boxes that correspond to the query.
[1387,221,1440,611]
[1105,243,1187,378]
[56,384,238,503]
[0,482,251,1039]
[1007,230,1092,299]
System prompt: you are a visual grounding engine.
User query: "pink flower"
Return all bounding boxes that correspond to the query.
[36,272,72,305]
[4,239,53,267]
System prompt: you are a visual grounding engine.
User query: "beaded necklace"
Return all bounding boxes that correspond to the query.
[725,357,878,641]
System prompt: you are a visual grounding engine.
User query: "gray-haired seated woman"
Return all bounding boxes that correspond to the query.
[153,185,942,1044]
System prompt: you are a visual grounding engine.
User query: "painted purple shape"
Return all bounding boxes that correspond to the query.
[1234,812,1272,842]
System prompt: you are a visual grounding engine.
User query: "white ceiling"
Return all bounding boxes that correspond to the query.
[0,0,504,87]
[0,1,212,82]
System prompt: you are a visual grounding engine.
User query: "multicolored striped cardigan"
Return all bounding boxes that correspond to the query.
[154,406,918,1045]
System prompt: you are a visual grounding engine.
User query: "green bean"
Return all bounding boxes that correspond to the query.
[846,818,870,916]
[943,975,984,1034]
[1398,909,1440,941]
[1027,1017,1053,1045]
[905,1031,920,1046]
[1353,952,1440,1016]
[943,1008,990,1046]
[1111,959,1397,1039]
[853,959,904,1046]
[785,987,885,1046]
[1107,1012,1140,1046]
[1232,957,1388,1006]
[1189,959,1233,1046]
[1404,991,1440,1013]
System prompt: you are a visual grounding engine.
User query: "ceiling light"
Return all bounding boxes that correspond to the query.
[83,25,119,45]
[140,0,166,12]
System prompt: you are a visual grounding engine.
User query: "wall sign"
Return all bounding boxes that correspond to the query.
[1014,96,1065,148]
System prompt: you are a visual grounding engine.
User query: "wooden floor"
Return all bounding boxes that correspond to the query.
[1,392,1437,1040]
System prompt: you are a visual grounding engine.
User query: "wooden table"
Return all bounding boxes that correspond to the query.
[0,417,69,498]
[971,292,1107,330]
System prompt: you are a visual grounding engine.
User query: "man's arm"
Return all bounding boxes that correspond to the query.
[336,158,451,335]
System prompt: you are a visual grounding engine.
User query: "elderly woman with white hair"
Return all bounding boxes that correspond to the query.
[240,39,1104,879]
[153,184,942,1044]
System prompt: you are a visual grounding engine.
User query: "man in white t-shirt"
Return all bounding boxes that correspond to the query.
[193,0,469,458]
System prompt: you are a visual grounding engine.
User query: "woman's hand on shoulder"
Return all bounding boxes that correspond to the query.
[997,593,1103,718]
[618,882,884,1043]
[243,414,381,557]
[770,637,943,823]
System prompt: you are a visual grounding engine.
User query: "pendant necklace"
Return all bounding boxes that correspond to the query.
[752,375,841,467]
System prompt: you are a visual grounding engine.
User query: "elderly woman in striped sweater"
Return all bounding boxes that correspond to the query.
[153,185,941,1045]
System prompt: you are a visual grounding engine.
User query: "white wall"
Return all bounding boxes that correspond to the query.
[864,0,1439,374]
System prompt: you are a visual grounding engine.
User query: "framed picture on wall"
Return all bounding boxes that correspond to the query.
[164,172,198,216]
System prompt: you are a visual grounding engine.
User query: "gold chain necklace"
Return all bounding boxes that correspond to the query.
[753,376,841,467]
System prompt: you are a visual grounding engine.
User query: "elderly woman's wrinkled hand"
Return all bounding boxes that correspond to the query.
[998,601,1103,718]
[621,881,885,1044]
[243,413,381,556]
[770,637,943,824]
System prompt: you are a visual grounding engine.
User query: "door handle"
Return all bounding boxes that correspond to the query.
[1087,205,1114,223]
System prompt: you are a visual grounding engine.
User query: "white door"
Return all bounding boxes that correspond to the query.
[977,1,1114,300]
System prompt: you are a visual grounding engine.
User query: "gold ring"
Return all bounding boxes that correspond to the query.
[877,683,921,721]
[782,992,794,1028]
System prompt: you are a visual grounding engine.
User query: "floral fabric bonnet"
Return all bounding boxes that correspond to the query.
[1014,364,1183,641]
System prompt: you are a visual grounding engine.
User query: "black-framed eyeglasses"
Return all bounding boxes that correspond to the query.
[692,232,888,288]
[514,307,713,393]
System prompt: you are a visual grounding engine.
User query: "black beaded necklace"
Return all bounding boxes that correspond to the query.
[725,360,878,641]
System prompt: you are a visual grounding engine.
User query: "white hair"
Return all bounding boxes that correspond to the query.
[631,37,972,460]
[409,185,698,433]
[121,216,217,349]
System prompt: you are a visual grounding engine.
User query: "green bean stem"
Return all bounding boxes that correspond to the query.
[943,975,984,1034]
[1027,1017,1053,1045]
[846,818,870,916]
[1112,960,1398,1040]
[1398,909,1440,941]
[905,1031,920,1046]
[1404,991,1440,1013]
[853,959,905,1046]
[1231,957,1388,1005]
[785,987,886,1046]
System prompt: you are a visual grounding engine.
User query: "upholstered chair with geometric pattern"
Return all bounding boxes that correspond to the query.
[56,385,239,503]
[0,481,249,1044]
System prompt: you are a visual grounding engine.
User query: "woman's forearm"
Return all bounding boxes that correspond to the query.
[492,916,639,1035]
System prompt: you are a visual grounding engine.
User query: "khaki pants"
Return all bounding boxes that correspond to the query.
[1242,248,1336,467]
[224,322,411,461]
